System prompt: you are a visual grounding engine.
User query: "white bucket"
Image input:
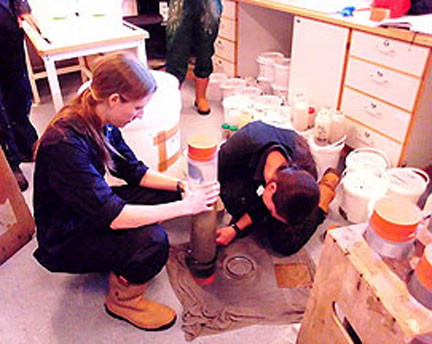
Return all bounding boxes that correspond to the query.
[345,147,391,177]
[236,86,262,99]
[251,95,282,120]
[309,135,346,180]
[271,84,289,103]
[208,73,229,101]
[273,58,291,89]
[256,52,284,83]
[222,95,253,127]
[220,78,247,100]
[341,171,388,223]
[383,168,430,204]
[120,71,182,176]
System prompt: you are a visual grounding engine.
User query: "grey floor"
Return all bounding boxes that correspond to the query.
[0,71,347,344]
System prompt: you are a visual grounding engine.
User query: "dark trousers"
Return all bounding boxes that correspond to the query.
[0,6,38,167]
[166,0,222,83]
[37,186,181,284]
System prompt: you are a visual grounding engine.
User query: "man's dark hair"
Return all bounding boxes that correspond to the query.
[272,165,320,226]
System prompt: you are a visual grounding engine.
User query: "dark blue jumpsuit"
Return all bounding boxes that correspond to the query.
[33,117,181,284]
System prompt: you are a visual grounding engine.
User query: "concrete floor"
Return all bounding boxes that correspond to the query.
[0,71,346,344]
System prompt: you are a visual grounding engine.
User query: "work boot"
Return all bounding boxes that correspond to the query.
[318,168,341,214]
[12,166,29,192]
[105,272,176,331]
[194,77,211,115]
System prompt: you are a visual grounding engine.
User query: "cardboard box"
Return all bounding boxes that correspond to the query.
[0,148,35,265]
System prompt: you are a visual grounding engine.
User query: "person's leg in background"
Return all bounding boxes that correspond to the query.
[166,0,193,84]
[0,7,37,191]
[192,0,222,115]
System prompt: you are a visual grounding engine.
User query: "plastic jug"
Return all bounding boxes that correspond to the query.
[372,0,411,18]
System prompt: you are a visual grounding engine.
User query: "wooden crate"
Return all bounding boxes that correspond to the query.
[297,225,432,344]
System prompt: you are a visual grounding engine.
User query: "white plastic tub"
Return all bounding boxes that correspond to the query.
[273,57,291,89]
[222,95,253,127]
[220,78,247,100]
[345,147,391,177]
[251,95,283,120]
[208,73,229,101]
[256,52,284,83]
[309,135,346,180]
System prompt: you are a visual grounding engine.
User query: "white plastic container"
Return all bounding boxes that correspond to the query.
[222,95,253,127]
[208,73,229,101]
[340,171,388,223]
[120,71,182,175]
[292,94,309,132]
[330,111,345,144]
[271,84,289,103]
[256,52,284,83]
[314,108,332,146]
[309,135,346,180]
[220,78,247,100]
[273,58,291,89]
[383,168,430,204]
[345,147,391,177]
[236,86,262,99]
[251,95,282,120]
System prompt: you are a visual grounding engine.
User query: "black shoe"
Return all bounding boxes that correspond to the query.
[12,166,29,192]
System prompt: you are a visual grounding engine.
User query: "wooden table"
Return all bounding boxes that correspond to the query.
[23,19,149,111]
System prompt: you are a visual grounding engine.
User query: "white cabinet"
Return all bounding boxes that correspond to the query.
[213,0,238,77]
[289,16,349,108]
[341,30,432,167]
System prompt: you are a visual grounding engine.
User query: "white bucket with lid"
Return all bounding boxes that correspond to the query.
[383,168,430,204]
[222,95,253,127]
[340,171,388,223]
[208,73,229,101]
[309,135,346,180]
[256,52,284,83]
[345,147,391,177]
[251,95,282,120]
[220,78,247,100]
[236,86,262,99]
[273,58,291,89]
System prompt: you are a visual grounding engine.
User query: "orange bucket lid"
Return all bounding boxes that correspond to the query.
[416,244,432,291]
[369,197,422,242]
[187,134,218,162]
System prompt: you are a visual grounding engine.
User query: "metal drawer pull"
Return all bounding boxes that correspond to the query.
[363,102,382,117]
[370,70,389,85]
[356,131,375,146]
[376,40,395,55]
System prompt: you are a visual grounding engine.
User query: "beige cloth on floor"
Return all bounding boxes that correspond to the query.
[166,234,315,341]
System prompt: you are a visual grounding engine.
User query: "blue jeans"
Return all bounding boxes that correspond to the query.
[166,0,222,83]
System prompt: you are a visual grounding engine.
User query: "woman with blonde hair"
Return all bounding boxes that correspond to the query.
[33,52,219,331]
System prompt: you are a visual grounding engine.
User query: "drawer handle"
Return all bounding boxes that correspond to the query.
[376,40,395,55]
[356,131,375,146]
[370,70,388,85]
[363,102,382,117]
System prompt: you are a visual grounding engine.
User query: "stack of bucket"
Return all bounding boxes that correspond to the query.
[256,51,291,102]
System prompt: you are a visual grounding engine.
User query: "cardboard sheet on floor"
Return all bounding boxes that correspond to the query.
[166,234,315,341]
[0,148,35,265]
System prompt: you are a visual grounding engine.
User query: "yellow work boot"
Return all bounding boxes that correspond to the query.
[194,76,211,115]
[318,168,341,214]
[105,272,176,331]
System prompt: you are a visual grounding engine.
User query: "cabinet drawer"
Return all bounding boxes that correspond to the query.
[341,87,410,143]
[213,56,235,76]
[350,31,429,77]
[221,0,236,20]
[215,36,235,62]
[345,118,402,166]
[219,17,236,41]
[345,58,421,112]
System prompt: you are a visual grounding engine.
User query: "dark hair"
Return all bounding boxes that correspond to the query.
[272,165,320,226]
[37,52,156,169]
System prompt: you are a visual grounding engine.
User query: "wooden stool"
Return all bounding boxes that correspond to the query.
[297,225,432,344]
